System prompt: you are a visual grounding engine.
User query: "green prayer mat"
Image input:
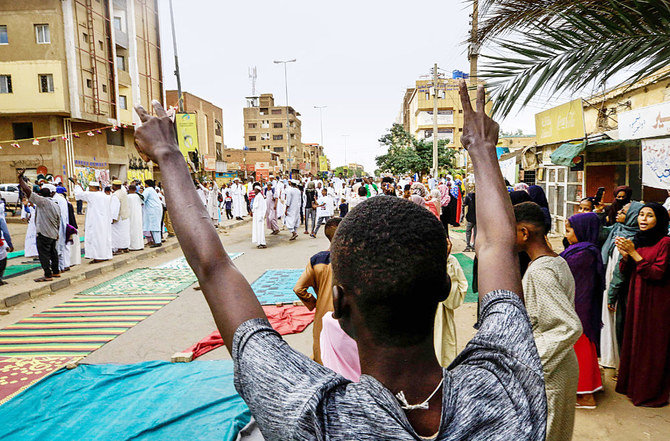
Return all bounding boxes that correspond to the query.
[3,264,42,279]
[452,253,477,303]
[79,268,197,296]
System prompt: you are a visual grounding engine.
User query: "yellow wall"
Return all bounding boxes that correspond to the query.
[0,60,68,113]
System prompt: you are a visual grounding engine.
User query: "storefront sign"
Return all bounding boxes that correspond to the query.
[499,157,517,185]
[175,113,199,158]
[641,138,670,189]
[203,155,216,171]
[535,99,585,145]
[619,101,670,140]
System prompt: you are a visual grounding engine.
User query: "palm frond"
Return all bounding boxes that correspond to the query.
[477,0,670,118]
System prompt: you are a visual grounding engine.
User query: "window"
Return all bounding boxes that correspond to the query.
[113,17,122,31]
[119,95,127,109]
[248,123,257,129]
[248,136,256,141]
[0,25,8,44]
[99,40,104,50]
[82,33,88,43]
[86,79,92,88]
[102,84,107,93]
[0,75,11,93]
[13,123,34,140]
[273,147,284,152]
[273,135,283,140]
[215,120,222,136]
[39,74,54,93]
[116,55,125,71]
[271,109,282,115]
[273,122,282,129]
[106,127,124,146]
[249,148,257,151]
[35,24,50,44]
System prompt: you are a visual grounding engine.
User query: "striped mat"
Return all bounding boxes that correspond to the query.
[0,296,175,357]
[79,268,197,296]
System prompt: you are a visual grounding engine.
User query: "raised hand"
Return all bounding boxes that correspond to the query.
[458,80,499,153]
[134,100,180,164]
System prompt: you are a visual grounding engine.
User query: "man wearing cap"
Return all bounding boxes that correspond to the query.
[230,177,246,221]
[71,177,113,263]
[53,185,71,271]
[251,182,267,248]
[18,172,61,281]
[127,184,145,251]
[284,179,301,240]
[111,180,130,254]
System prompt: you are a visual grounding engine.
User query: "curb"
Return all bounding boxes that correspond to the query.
[1,217,252,309]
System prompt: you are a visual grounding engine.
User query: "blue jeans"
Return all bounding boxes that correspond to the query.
[313,216,331,236]
[305,208,316,233]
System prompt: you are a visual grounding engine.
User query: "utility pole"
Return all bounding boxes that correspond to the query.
[169,0,183,112]
[432,63,439,177]
[274,59,296,178]
[314,106,327,148]
[468,0,479,84]
[342,134,349,177]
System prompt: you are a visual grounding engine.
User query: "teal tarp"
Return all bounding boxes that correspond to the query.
[0,360,251,441]
[550,139,640,166]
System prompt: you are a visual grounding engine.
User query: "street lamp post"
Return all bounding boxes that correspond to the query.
[274,59,296,178]
[168,0,184,113]
[342,134,350,177]
[314,105,326,177]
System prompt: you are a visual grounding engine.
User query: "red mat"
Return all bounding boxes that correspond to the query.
[0,356,75,405]
[187,305,315,360]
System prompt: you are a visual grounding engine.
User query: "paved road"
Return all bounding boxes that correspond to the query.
[0,221,667,440]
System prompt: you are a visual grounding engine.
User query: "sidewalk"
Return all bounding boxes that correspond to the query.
[0,216,252,309]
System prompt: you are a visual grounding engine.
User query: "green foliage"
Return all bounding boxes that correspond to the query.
[375,124,455,176]
[476,0,670,117]
[333,165,365,178]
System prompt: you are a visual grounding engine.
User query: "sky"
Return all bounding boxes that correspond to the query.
[158,0,542,173]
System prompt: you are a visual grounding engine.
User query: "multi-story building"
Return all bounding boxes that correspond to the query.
[165,90,223,179]
[401,72,490,168]
[301,142,325,175]
[221,148,280,182]
[0,0,162,186]
[243,93,303,174]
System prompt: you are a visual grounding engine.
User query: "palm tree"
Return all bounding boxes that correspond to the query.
[473,0,670,117]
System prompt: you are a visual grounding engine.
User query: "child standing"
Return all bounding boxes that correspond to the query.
[224,191,233,220]
[338,198,349,217]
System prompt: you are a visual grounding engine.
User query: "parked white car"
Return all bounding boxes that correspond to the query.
[0,183,20,209]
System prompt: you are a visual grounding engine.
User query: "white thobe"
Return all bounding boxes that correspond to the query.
[196,187,207,206]
[231,183,246,218]
[142,187,162,232]
[74,186,113,261]
[54,193,71,270]
[206,182,219,222]
[68,231,82,266]
[22,205,38,257]
[275,181,286,221]
[127,193,144,250]
[251,192,267,245]
[284,186,302,232]
[110,191,130,251]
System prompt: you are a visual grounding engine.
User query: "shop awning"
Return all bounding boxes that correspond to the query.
[550,139,639,166]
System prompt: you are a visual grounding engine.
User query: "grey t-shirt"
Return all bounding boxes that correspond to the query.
[233,290,547,440]
[29,192,60,240]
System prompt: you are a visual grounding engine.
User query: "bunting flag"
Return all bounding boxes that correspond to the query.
[0,123,133,150]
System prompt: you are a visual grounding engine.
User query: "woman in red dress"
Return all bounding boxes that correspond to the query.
[615,202,670,407]
[560,212,605,408]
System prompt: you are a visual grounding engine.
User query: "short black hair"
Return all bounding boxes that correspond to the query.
[514,202,546,230]
[331,196,450,346]
[357,186,367,197]
[324,217,342,241]
[145,179,155,187]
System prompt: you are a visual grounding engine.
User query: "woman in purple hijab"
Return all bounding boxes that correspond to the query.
[560,212,605,408]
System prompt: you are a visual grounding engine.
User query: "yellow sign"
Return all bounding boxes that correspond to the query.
[319,156,328,172]
[127,169,153,183]
[175,113,199,158]
[535,99,585,145]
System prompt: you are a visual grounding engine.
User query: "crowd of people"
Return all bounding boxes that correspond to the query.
[1,171,172,284]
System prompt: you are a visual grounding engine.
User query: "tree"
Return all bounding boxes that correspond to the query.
[473,0,670,117]
[333,165,366,178]
[375,124,455,176]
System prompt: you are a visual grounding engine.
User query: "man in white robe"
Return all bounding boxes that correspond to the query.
[127,184,144,251]
[53,187,70,271]
[275,178,286,223]
[231,178,246,220]
[72,179,113,262]
[142,180,163,247]
[21,200,38,258]
[205,181,219,226]
[110,180,130,254]
[284,180,302,240]
[251,183,267,248]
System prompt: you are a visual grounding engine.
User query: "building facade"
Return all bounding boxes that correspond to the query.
[165,90,224,179]
[242,93,303,174]
[0,0,162,186]
[401,74,491,169]
[221,148,279,183]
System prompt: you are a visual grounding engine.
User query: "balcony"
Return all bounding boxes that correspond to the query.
[115,30,129,49]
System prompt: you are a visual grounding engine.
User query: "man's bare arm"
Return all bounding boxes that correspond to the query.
[458,81,523,299]
[134,101,265,350]
[17,171,32,199]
